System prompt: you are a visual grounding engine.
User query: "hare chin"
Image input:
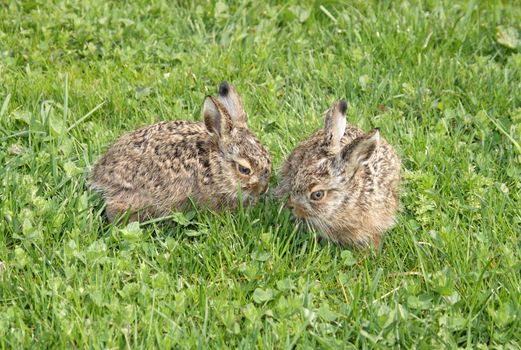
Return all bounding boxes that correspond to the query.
[304,217,334,239]
[226,191,256,208]
[241,192,253,207]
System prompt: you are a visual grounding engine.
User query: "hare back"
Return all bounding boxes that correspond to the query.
[90,120,214,201]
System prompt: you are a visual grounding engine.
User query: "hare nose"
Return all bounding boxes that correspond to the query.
[260,182,269,195]
[287,197,295,209]
[252,181,268,195]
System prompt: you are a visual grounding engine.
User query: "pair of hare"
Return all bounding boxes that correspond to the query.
[91,82,400,247]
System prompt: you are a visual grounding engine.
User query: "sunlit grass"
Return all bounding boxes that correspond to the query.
[1,0,520,348]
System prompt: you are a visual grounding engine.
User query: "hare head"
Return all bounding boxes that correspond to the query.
[203,82,272,204]
[278,101,400,246]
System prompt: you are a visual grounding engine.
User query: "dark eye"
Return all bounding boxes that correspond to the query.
[238,164,251,175]
[310,190,325,201]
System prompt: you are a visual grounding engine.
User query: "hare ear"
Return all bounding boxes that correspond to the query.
[324,100,347,152]
[340,128,380,167]
[216,81,247,127]
[203,96,233,137]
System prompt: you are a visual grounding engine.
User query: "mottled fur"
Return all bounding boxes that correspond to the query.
[90,82,272,222]
[276,101,400,247]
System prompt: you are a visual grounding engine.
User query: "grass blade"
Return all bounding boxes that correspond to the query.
[67,101,106,132]
[1,93,11,118]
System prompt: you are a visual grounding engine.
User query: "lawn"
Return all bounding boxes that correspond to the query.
[1,0,520,348]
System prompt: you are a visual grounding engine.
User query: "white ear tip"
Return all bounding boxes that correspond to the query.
[369,128,380,142]
[203,96,217,111]
[335,115,346,140]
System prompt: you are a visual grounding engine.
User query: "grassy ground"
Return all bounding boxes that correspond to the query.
[1,0,520,348]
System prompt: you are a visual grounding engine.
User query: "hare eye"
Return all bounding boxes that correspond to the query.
[238,164,251,176]
[310,190,325,201]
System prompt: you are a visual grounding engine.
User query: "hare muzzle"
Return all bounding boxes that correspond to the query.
[287,198,307,219]
[257,181,269,195]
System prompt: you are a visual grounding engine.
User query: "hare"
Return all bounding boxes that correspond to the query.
[90,82,272,222]
[275,101,400,247]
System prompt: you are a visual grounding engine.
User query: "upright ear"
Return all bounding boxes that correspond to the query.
[324,100,348,153]
[203,96,233,137]
[340,128,380,168]
[216,81,247,127]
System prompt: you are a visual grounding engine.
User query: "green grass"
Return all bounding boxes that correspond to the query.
[1,0,520,348]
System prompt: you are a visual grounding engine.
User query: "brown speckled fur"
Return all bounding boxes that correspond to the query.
[276,101,400,247]
[90,82,272,222]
